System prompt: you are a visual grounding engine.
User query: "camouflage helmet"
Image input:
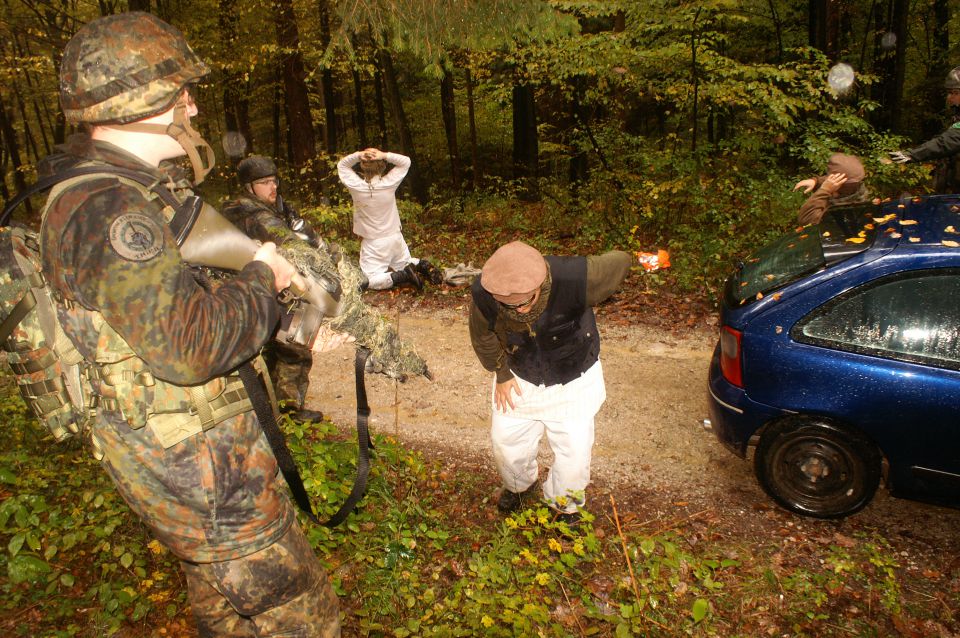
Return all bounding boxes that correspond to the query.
[945,66,960,90]
[238,155,278,184]
[59,12,209,125]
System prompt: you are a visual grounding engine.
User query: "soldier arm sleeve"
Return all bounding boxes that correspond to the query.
[908,124,960,162]
[249,210,299,246]
[65,187,279,385]
[469,301,513,383]
[585,251,632,306]
[337,152,366,189]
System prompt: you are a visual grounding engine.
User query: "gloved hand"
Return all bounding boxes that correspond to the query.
[889,150,912,164]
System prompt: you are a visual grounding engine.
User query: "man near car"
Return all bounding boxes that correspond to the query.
[222,155,325,422]
[793,153,871,225]
[469,241,631,520]
[890,65,960,193]
[337,147,442,291]
[43,12,340,636]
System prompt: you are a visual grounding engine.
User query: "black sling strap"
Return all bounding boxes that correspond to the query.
[238,348,374,528]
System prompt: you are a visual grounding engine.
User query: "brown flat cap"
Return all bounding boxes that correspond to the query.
[480,241,546,301]
[824,153,865,196]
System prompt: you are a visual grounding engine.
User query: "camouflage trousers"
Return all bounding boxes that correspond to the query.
[262,340,313,411]
[181,520,340,637]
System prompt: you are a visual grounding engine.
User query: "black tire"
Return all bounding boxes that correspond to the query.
[754,417,882,519]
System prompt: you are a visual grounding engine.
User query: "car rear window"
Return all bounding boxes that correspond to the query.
[726,204,880,306]
[795,269,960,371]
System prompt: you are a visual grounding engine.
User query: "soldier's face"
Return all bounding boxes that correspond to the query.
[948,89,960,108]
[251,177,278,205]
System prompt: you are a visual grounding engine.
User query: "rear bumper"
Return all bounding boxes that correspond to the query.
[707,345,788,457]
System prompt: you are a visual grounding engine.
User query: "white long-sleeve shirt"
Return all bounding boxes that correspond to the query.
[337,151,411,240]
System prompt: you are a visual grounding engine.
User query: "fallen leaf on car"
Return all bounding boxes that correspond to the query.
[873,214,897,223]
[909,237,920,243]
[756,292,763,300]
[945,226,956,233]
[764,274,775,280]
[942,240,960,247]
[891,232,902,238]
[864,223,874,230]
[772,293,782,301]
[846,237,865,243]
[899,219,918,225]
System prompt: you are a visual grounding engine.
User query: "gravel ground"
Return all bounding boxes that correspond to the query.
[308,304,960,569]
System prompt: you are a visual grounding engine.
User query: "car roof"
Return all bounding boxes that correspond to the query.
[875,194,960,259]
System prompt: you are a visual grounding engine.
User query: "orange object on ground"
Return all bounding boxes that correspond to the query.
[636,249,671,272]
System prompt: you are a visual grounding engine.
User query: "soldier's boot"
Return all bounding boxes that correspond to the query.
[390,265,423,291]
[497,484,538,513]
[414,259,443,285]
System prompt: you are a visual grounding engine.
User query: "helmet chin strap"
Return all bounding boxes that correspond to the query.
[111,97,216,184]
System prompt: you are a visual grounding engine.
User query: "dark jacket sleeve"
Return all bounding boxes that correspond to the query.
[585,251,632,306]
[58,183,280,385]
[908,124,960,162]
[469,300,513,383]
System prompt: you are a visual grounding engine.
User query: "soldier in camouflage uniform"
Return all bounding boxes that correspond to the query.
[223,156,324,422]
[41,12,340,637]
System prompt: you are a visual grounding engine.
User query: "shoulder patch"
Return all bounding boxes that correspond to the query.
[109,213,164,262]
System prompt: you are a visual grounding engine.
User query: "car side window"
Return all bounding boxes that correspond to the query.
[795,269,960,370]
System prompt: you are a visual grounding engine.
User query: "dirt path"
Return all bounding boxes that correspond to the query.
[308,304,960,554]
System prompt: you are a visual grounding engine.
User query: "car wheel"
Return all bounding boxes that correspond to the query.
[754,417,882,519]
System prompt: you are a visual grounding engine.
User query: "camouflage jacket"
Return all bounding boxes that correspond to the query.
[38,134,293,562]
[221,194,300,247]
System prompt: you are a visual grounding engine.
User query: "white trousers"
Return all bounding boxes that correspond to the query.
[489,361,605,513]
[359,232,418,290]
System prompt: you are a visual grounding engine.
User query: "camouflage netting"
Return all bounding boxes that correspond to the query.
[279,243,429,381]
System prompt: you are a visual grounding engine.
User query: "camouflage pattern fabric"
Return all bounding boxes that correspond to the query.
[222,193,429,380]
[262,340,312,410]
[181,516,340,637]
[39,134,294,563]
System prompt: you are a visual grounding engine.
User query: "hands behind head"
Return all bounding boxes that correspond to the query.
[253,242,296,292]
[820,172,849,195]
[360,148,384,162]
[793,178,817,194]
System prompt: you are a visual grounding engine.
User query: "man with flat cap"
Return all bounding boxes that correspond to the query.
[469,241,631,520]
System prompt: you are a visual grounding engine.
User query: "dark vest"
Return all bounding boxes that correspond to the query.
[472,256,599,386]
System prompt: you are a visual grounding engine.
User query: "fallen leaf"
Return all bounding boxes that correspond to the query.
[772,292,782,301]
[891,233,902,238]
[864,223,874,230]
[899,219,918,225]
[942,240,960,247]
[756,292,763,300]
[846,237,865,244]
[945,226,956,233]
[909,237,921,243]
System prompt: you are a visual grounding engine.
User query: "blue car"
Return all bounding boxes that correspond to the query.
[707,197,960,518]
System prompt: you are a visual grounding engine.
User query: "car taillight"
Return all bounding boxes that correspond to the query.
[719,326,743,387]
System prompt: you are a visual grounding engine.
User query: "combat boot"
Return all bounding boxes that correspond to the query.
[390,264,423,291]
[414,259,443,285]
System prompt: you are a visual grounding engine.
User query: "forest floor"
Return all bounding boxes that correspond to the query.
[307,283,960,635]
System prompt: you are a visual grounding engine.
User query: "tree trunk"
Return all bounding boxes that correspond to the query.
[568,78,588,190]
[439,69,461,192]
[889,0,909,133]
[318,0,337,155]
[374,67,388,148]
[465,67,480,191]
[921,0,951,138]
[512,83,539,201]
[127,0,151,11]
[352,67,369,149]
[0,94,31,216]
[273,0,319,178]
[219,0,253,153]
[809,0,840,59]
[378,49,427,202]
[273,64,283,160]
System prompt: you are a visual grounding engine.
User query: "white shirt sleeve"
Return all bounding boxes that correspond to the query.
[337,152,366,190]
[378,153,411,189]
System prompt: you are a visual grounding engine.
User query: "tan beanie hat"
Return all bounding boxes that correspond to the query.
[480,241,547,302]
